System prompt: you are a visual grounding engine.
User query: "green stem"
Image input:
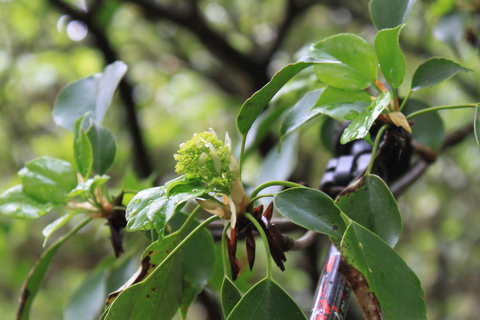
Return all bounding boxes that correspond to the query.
[366,124,389,175]
[250,181,305,200]
[406,104,478,119]
[249,194,276,204]
[244,212,273,279]
[177,205,202,236]
[399,90,412,111]
[157,215,220,271]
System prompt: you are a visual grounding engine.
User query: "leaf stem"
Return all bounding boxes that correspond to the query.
[239,135,247,178]
[250,181,305,200]
[156,215,220,271]
[244,212,273,279]
[249,194,276,204]
[399,90,412,111]
[406,103,478,119]
[177,205,203,236]
[366,124,389,175]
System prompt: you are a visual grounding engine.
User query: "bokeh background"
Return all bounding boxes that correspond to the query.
[1,0,480,319]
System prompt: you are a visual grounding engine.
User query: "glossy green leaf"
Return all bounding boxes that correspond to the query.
[341,222,426,320]
[227,278,307,320]
[312,34,378,90]
[18,157,77,204]
[106,216,215,320]
[0,185,57,219]
[73,116,93,178]
[274,187,346,239]
[374,25,406,88]
[236,56,341,136]
[53,61,127,131]
[279,89,323,140]
[65,270,107,320]
[403,99,445,150]
[411,57,471,91]
[42,211,79,246]
[340,91,392,144]
[86,124,117,175]
[369,0,417,30]
[125,180,208,232]
[335,174,402,247]
[312,87,371,121]
[221,277,242,319]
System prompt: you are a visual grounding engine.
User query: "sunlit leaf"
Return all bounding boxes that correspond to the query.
[335,174,402,247]
[374,25,406,88]
[68,175,110,199]
[411,57,471,91]
[53,61,127,131]
[73,115,93,178]
[18,157,77,204]
[403,99,445,150]
[125,178,208,232]
[311,87,371,120]
[86,124,117,175]
[341,222,427,320]
[0,185,57,220]
[237,56,341,136]
[227,278,307,320]
[341,91,392,144]
[369,0,418,30]
[311,34,378,90]
[274,187,346,239]
[221,277,242,319]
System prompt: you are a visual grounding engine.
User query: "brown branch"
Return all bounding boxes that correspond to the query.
[47,0,153,178]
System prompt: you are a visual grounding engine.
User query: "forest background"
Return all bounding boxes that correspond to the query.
[0,0,479,319]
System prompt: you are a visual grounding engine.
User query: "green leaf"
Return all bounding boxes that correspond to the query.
[53,61,127,131]
[312,87,372,121]
[279,89,323,140]
[0,185,57,219]
[105,216,215,320]
[125,180,208,232]
[236,56,341,136]
[369,0,418,30]
[73,116,93,178]
[403,99,445,150]
[221,277,242,319]
[311,34,378,90]
[65,270,107,320]
[340,91,392,144]
[16,218,91,320]
[18,157,77,204]
[42,211,79,246]
[227,278,307,320]
[86,124,117,175]
[341,222,426,320]
[274,187,346,239]
[257,134,299,194]
[68,175,111,199]
[411,57,471,91]
[374,25,406,88]
[335,174,402,247]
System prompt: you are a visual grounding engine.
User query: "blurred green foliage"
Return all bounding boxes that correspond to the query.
[1,0,480,319]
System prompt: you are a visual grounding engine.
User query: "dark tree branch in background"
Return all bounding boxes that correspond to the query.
[48,0,153,178]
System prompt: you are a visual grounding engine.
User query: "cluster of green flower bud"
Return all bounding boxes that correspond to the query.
[174,129,236,195]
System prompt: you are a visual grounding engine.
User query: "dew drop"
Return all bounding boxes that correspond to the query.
[132,199,141,204]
